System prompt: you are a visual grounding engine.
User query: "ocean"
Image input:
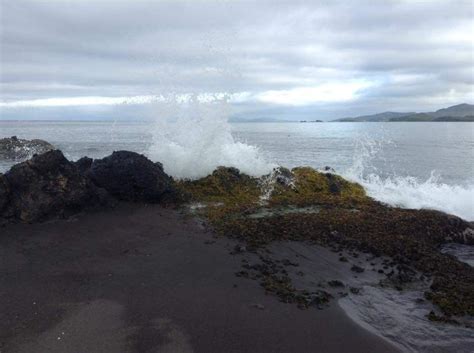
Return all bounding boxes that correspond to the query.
[1,120,473,221]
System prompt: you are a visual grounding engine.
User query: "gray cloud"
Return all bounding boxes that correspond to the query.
[0,0,473,120]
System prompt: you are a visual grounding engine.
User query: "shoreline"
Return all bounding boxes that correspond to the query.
[0,202,400,353]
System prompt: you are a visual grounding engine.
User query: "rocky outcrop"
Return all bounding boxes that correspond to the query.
[2,150,110,223]
[86,151,175,202]
[0,136,55,160]
[0,150,178,224]
[74,156,93,174]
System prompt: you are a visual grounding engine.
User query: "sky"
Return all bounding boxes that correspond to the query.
[0,0,473,121]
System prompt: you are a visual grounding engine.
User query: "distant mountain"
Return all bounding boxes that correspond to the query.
[335,111,414,122]
[430,103,474,118]
[390,113,474,122]
[333,103,474,122]
[389,113,433,122]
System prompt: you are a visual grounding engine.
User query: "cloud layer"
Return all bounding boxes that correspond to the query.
[1,0,473,120]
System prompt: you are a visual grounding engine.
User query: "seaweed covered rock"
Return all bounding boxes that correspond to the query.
[268,167,367,207]
[179,166,260,204]
[176,166,263,223]
[2,150,109,222]
[0,136,55,160]
[87,151,174,202]
[179,166,367,211]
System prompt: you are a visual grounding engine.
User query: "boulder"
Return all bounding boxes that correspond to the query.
[87,151,174,202]
[0,136,55,160]
[3,150,110,222]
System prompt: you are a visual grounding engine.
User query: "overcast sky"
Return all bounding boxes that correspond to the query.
[0,0,473,120]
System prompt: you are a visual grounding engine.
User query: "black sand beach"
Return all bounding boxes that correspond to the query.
[0,203,400,353]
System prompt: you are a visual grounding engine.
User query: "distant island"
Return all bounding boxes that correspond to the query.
[333,103,474,122]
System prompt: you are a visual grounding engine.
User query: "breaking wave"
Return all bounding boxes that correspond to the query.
[148,95,275,179]
[343,137,474,221]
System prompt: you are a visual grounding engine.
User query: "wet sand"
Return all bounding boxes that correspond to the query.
[0,203,400,353]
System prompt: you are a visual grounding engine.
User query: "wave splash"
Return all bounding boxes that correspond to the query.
[343,137,474,221]
[147,95,275,179]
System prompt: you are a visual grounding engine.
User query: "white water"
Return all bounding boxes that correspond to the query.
[347,172,474,221]
[342,136,474,221]
[147,96,275,179]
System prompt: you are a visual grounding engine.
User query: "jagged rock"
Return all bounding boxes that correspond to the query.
[0,136,55,160]
[323,166,336,172]
[273,167,294,187]
[74,156,93,174]
[87,151,174,202]
[2,150,110,222]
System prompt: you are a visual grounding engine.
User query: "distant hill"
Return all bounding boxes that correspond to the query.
[335,112,414,122]
[430,103,474,118]
[390,114,474,122]
[333,103,474,122]
[389,113,433,122]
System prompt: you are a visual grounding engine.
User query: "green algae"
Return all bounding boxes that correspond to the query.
[267,167,368,208]
[176,166,369,222]
[175,167,262,223]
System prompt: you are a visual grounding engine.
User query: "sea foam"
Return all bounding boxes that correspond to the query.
[343,137,474,221]
[147,96,275,179]
[346,172,474,221]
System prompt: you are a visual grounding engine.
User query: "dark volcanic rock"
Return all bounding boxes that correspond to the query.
[87,151,174,202]
[2,150,109,222]
[74,156,93,174]
[442,213,474,245]
[325,173,343,194]
[0,136,55,160]
[273,167,294,187]
[328,280,345,287]
[0,173,11,216]
[350,265,365,273]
